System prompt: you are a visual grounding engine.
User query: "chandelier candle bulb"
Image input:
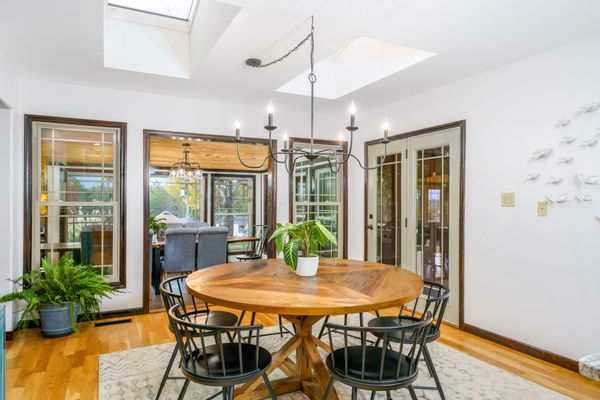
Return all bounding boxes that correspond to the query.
[283,131,289,150]
[267,102,274,126]
[383,120,390,142]
[234,120,241,141]
[349,102,356,127]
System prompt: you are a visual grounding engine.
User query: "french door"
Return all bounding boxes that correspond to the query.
[366,125,462,325]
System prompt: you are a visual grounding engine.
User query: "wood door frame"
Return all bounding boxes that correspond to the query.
[364,120,466,328]
[24,114,128,288]
[142,129,278,313]
[287,137,348,259]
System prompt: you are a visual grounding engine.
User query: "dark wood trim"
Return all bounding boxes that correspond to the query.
[23,115,127,289]
[142,130,277,313]
[287,137,349,258]
[462,323,579,372]
[363,120,466,328]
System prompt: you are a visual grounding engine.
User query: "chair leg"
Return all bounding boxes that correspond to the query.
[322,377,334,400]
[352,387,358,400]
[278,315,284,337]
[370,391,377,400]
[222,386,228,400]
[155,345,178,399]
[423,344,445,400]
[386,390,392,400]
[262,373,277,400]
[318,315,330,339]
[408,386,417,400]
[229,386,235,399]
[359,312,364,327]
[177,379,190,400]
[248,312,256,341]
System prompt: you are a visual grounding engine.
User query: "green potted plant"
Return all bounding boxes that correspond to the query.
[269,220,337,276]
[149,215,168,242]
[0,257,118,337]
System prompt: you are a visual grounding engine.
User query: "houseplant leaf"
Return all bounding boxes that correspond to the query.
[283,239,300,270]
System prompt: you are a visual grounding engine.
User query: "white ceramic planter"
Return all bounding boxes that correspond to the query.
[296,256,319,277]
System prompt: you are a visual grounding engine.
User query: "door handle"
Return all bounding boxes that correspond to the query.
[368,224,374,230]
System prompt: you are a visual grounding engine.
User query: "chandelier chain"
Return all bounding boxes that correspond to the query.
[248,30,313,69]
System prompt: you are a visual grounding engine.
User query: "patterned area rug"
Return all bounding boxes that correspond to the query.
[99,317,568,399]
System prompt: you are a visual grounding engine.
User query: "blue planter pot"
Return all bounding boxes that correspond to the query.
[38,302,80,338]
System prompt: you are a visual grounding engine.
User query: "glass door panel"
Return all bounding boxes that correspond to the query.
[416,146,450,288]
[409,129,460,326]
[367,140,406,266]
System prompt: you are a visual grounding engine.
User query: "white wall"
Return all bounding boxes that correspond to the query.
[18,78,340,312]
[354,33,600,360]
[0,49,19,330]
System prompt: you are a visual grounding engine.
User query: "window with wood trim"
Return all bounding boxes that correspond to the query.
[289,139,347,258]
[25,116,126,287]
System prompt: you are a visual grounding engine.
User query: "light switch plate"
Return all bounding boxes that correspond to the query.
[501,192,516,207]
[537,201,548,217]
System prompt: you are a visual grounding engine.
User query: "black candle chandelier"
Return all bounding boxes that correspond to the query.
[234,16,390,173]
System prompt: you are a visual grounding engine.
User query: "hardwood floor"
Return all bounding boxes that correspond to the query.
[6,308,600,400]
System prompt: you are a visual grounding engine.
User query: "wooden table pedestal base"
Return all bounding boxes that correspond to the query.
[235,315,338,400]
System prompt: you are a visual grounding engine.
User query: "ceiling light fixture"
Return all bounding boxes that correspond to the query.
[234,16,389,173]
[170,143,203,180]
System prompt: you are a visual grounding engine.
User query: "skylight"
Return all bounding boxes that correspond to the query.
[108,0,195,21]
[277,37,436,100]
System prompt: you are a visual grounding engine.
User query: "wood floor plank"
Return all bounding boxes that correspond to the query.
[6,308,600,399]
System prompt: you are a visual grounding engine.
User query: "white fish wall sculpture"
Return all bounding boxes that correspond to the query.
[576,101,600,115]
[576,194,593,202]
[547,176,563,185]
[577,173,600,185]
[559,136,576,144]
[557,156,574,164]
[546,194,570,204]
[581,138,598,148]
[555,119,571,128]
[525,173,540,182]
[530,148,553,160]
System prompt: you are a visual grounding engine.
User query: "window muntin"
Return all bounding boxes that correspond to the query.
[107,0,195,21]
[292,142,344,258]
[33,123,121,282]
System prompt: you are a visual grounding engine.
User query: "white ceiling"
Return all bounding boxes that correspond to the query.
[2,0,600,113]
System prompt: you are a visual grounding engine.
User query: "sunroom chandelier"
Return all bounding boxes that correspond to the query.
[170,143,203,180]
[234,16,390,173]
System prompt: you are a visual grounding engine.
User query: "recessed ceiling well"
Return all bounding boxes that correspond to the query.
[277,37,435,100]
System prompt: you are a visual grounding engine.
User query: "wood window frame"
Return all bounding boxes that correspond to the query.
[287,137,348,259]
[24,115,127,288]
[209,172,257,237]
[142,129,277,313]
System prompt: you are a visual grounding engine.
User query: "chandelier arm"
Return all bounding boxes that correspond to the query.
[348,140,389,170]
[235,141,271,169]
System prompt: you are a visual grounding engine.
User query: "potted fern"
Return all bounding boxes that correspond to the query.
[269,220,337,276]
[0,257,117,337]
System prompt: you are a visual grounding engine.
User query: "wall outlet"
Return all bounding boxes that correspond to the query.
[537,201,548,217]
[501,192,516,207]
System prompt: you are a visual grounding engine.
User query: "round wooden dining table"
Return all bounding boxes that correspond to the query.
[186,258,423,400]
